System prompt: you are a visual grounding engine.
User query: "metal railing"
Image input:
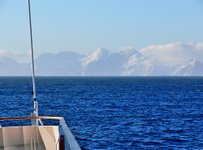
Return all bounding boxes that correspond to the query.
[0,116,81,150]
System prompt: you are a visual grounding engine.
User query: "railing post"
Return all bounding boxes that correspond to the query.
[60,118,81,150]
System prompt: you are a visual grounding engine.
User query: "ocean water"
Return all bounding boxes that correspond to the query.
[0,77,202,149]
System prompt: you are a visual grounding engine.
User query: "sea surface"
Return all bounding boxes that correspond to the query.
[0,77,202,149]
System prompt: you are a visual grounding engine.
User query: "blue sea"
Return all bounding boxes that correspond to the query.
[0,77,202,149]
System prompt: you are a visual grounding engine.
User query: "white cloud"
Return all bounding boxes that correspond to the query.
[139,42,203,66]
[0,50,29,63]
[194,43,203,50]
[0,50,5,56]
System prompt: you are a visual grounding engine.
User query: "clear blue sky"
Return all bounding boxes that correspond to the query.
[0,0,203,54]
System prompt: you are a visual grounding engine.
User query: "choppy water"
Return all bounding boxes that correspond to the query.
[0,77,202,149]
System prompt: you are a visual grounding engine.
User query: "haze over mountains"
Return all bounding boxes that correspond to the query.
[0,42,203,76]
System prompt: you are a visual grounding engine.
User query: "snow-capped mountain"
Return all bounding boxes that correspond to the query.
[173,59,203,76]
[0,42,203,76]
[122,53,153,76]
[35,51,84,76]
[81,48,127,76]
[0,57,29,76]
[119,47,142,57]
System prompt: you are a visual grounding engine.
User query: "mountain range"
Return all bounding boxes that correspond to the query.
[0,42,203,76]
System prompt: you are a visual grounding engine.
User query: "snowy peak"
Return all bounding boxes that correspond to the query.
[119,47,141,57]
[81,48,109,67]
[123,53,144,69]
[0,42,203,76]
[122,54,154,76]
[188,59,196,66]
[173,59,203,76]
